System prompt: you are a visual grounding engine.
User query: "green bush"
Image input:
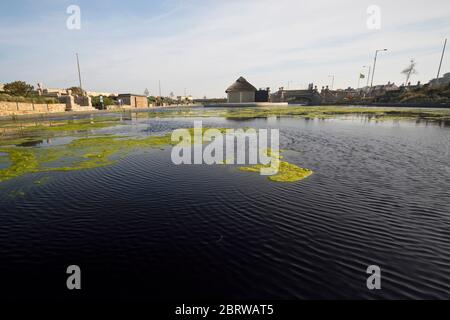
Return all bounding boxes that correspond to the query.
[0,93,58,104]
[92,96,116,108]
[3,81,34,96]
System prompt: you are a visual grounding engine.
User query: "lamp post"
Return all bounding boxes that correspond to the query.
[370,49,387,88]
[328,75,335,90]
[437,38,447,79]
[76,53,83,91]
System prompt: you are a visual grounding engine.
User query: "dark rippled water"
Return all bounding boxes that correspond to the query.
[1,113,449,300]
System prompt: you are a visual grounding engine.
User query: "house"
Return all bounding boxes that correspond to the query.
[117,94,149,108]
[428,72,450,88]
[225,77,257,103]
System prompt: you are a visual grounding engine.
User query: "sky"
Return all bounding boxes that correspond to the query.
[0,0,449,98]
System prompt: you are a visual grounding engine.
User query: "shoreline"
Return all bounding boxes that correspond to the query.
[1,103,450,122]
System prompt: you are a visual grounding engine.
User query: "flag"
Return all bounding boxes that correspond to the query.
[359,73,365,79]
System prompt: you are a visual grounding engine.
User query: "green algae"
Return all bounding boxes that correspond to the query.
[0,121,316,183]
[25,120,119,133]
[0,127,231,182]
[240,160,313,182]
[147,106,450,122]
[0,147,39,182]
[0,117,122,143]
[0,133,175,182]
[239,149,313,183]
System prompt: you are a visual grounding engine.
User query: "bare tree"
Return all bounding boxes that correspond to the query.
[401,59,418,85]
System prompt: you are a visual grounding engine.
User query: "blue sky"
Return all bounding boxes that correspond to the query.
[1,0,449,97]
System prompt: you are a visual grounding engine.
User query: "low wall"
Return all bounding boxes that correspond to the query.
[0,101,67,117]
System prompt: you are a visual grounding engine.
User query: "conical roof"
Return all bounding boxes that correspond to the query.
[226,76,257,93]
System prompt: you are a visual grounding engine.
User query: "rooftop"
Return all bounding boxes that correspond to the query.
[226,76,257,93]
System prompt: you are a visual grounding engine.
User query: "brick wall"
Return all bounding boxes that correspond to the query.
[0,101,67,117]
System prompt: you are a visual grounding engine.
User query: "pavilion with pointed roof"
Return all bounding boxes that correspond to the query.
[225,76,257,103]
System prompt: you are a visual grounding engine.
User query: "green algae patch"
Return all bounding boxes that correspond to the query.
[0,133,175,182]
[23,118,122,133]
[0,147,40,182]
[239,149,312,183]
[240,160,313,182]
[0,127,229,182]
[146,106,450,122]
[0,117,122,141]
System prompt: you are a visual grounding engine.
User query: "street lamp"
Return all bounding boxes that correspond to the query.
[370,49,387,88]
[328,75,335,90]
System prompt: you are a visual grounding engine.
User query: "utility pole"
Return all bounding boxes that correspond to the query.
[370,49,387,88]
[158,80,161,97]
[366,65,371,87]
[437,38,447,79]
[76,53,83,91]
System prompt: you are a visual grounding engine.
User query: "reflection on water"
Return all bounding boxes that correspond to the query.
[0,109,449,300]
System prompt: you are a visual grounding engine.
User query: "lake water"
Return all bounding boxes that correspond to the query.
[0,111,449,300]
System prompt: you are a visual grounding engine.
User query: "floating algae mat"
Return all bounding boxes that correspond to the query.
[0,133,175,182]
[147,106,450,122]
[0,117,123,142]
[0,119,313,183]
[0,125,223,182]
[239,149,313,183]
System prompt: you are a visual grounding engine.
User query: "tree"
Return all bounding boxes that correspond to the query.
[92,96,116,108]
[144,88,150,97]
[401,59,418,85]
[3,81,34,96]
[67,86,84,96]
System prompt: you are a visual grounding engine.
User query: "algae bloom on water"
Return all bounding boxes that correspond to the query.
[0,133,176,182]
[239,149,313,183]
[240,161,313,182]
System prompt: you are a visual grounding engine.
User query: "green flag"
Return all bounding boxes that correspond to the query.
[359,73,365,79]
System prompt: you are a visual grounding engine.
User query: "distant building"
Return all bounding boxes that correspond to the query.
[176,95,194,105]
[428,72,450,88]
[370,82,400,97]
[117,94,149,108]
[255,88,270,102]
[271,86,321,105]
[225,77,257,103]
[87,91,118,97]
